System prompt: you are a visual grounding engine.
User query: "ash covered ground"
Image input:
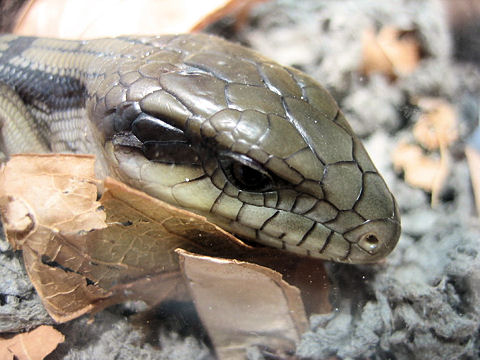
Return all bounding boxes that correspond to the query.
[1,1,479,359]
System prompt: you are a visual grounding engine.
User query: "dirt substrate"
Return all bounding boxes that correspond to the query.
[1,0,479,359]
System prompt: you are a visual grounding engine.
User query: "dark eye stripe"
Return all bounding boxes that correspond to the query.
[132,113,186,143]
[142,141,201,165]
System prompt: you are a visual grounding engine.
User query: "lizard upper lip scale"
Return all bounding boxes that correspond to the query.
[0,33,400,263]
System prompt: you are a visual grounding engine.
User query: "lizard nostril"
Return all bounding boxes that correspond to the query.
[358,233,380,253]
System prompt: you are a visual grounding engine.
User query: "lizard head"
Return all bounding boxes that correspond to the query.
[95,34,400,263]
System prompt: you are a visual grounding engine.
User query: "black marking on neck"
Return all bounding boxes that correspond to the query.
[0,64,85,112]
[0,37,86,111]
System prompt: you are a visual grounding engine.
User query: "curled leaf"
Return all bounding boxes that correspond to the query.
[178,249,308,360]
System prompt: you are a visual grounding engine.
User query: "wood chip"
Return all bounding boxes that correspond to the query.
[413,98,458,150]
[0,325,64,360]
[393,98,458,206]
[392,142,442,192]
[361,26,421,79]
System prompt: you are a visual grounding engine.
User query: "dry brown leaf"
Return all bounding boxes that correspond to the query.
[14,0,261,39]
[413,98,458,150]
[178,249,308,360]
[0,325,64,360]
[0,154,105,241]
[393,99,457,206]
[0,154,252,321]
[465,145,480,216]
[192,0,270,32]
[362,27,394,78]
[0,154,106,269]
[0,154,110,321]
[361,26,421,79]
[1,154,328,329]
[392,142,442,192]
[234,249,332,315]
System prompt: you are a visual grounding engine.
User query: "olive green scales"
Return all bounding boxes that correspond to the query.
[0,33,400,263]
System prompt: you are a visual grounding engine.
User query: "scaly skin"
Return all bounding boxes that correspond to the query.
[0,33,400,263]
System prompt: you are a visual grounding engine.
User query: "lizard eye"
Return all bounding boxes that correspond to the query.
[219,152,274,192]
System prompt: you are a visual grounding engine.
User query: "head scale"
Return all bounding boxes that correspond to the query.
[96,34,400,263]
